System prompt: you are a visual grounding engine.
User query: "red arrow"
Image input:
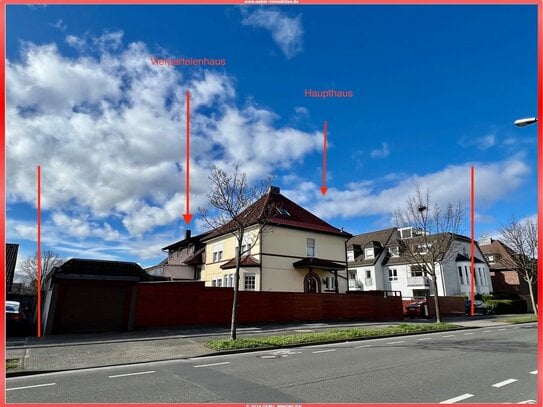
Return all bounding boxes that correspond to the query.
[183,91,193,224]
[320,120,328,196]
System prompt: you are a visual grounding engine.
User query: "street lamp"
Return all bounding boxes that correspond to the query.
[514,117,538,127]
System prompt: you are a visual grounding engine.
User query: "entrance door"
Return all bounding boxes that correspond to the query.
[304,272,321,293]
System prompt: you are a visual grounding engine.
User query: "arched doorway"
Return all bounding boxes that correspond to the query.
[304,271,321,293]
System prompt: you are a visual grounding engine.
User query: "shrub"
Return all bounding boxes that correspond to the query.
[486,299,527,314]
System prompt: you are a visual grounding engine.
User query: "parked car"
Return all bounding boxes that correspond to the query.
[405,300,429,318]
[465,299,489,315]
[6,300,25,325]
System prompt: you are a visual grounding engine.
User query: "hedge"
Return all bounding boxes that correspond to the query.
[486,299,527,314]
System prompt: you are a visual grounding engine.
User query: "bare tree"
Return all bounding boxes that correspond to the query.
[17,250,64,291]
[394,187,464,323]
[199,164,276,340]
[500,217,537,314]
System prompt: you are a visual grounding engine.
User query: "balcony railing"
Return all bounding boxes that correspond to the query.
[407,276,430,287]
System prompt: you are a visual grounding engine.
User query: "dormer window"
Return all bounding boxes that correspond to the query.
[388,246,399,257]
[364,247,375,259]
[487,254,495,263]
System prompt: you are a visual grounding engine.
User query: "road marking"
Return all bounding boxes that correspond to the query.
[108,370,156,378]
[518,400,537,404]
[355,344,373,348]
[193,362,230,368]
[417,337,432,341]
[492,378,518,388]
[529,370,538,375]
[439,393,474,404]
[483,330,492,333]
[313,349,336,354]
[7,383,56,391]
[442,335,455,338]
[387,341,405,345]
[463,332,474,335]
[497,328,508,331]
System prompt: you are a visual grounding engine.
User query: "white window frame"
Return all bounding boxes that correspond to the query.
[364,247,375,259]
[388,269,398,282]
[244,274,256,291]
[307,238,316,257]
[324,276,336,291]
[212,243,224,263]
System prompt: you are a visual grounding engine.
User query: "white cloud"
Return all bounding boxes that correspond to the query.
[50,19,67,31]
[7,33,322,257]
[241,9,303,59]
[300,158,531,221]
[370,142,390,159]
[459,133,496,150]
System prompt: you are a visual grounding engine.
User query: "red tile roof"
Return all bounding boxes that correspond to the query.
[204,187,351,240]
[220,255,261,270]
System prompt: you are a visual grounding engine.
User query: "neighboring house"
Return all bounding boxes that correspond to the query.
[202,186,352,293]
[479,236,535,297]
[6,243,19,293]
[347,227,493,300]
[146,230,208,280]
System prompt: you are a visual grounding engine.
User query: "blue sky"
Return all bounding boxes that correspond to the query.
[5,4,538,271]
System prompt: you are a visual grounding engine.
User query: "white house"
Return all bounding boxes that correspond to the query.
[347,227,493,300]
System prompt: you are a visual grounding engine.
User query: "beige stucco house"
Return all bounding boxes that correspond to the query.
[201,186,352,293]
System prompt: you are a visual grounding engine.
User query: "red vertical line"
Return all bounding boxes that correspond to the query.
[37,166,41,337]
[323,120,327,188]
[470,166,475,317]
[536,0,543,398]
[186,91,190,215]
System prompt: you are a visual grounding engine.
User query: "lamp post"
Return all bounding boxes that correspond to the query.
[514,117,537,127]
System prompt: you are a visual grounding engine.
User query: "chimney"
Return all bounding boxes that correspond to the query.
[269,186,280,194]
[185,230,191,240]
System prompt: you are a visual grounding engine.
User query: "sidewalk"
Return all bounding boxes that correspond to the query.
[5,316,529,376]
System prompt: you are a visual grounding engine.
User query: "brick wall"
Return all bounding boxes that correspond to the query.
[134,282,404,329]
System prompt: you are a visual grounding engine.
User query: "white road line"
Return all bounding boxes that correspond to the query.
[442,335,455,338]
[519,400,537,404]
[313,349,336,354]
[463,332,474,335]
[483,330,492,333]
[497,328,508,331]
[108,370,156,378]
[417,337,432,341]
[439,393,474,404]
[492,378,518,388]
[193,362,231,368]
[387,341,405,345]
[529,370,538,375]
[355,344,373,348]
[7,383,56,391]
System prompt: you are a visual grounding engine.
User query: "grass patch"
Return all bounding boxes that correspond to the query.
[206,323,458,351]
[500,314,538,324]
[6,359,20,371]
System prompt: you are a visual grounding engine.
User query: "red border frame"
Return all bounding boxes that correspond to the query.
[1,1,541,407]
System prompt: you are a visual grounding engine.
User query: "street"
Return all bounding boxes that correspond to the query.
[6,323,538,404]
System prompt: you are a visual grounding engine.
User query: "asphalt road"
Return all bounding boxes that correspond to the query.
[6,323,538,404]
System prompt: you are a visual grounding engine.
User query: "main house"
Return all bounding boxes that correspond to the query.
[347,227,493,300]
[201,186,352,293]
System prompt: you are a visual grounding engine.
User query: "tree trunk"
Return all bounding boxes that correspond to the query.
[527,278,538,315]
[431,276,441,323]
[230,235,243,341]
